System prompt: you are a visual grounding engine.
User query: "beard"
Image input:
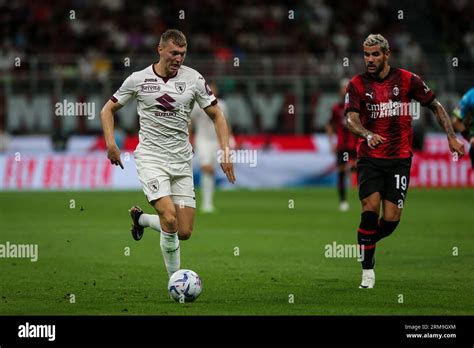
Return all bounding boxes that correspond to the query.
[367,61,385,76]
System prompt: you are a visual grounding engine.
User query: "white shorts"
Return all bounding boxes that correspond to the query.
[135,157,196,208]
[195,139,219,167]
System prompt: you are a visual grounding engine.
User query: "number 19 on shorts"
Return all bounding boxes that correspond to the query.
[394,174,407,190]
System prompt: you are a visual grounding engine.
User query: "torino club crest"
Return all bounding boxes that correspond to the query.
[175,82,186,94]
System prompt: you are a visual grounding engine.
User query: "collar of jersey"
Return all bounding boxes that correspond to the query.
[152,63,178,83]
[365,66,393,83]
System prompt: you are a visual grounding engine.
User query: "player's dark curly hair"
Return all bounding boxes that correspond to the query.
[160,29,187,47]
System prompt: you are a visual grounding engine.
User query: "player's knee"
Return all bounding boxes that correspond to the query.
[178,228,193,240]
[161,213,177,232]
[201,165,214,174]
[362,201,378,212]
[384,210,402,221]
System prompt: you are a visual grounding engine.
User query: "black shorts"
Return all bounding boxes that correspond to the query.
[336,149,357,166]
[357,157,412,205]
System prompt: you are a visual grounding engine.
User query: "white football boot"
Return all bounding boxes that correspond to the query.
[359,269,375,289]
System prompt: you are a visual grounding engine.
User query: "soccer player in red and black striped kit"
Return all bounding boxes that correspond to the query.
[327,78,358,211]
[344,34,465,288]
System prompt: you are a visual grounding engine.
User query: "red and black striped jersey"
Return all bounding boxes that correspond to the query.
[344,67,435,159]
[329,102,358,151]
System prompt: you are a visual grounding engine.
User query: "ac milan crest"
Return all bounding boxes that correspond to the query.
[393,85,399,97]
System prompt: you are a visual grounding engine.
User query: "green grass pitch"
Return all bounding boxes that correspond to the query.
[0,188,472,315]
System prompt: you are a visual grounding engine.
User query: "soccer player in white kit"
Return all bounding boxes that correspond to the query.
[100,29,235,279]
[191,82,232,213]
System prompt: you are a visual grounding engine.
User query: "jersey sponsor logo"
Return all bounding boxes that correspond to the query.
[141,84,161,93]
[155,93,176,112]
[365,92,374,99]
[393,85,399,96]
[366,100,420,119]
[175,82,186,94]
[145,78,158,82]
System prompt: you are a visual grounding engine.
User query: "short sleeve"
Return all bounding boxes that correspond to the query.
[344,80,361,115]
[194,75,217,109]
[409,73,435,106]
[111,74,137,106]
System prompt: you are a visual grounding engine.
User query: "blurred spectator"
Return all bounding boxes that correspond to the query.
[51,129,68,152]
[0,125,11,152]
[1,0,472,136]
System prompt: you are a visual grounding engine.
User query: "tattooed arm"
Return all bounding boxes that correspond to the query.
[346,111,386,149]
[428,99,465,156]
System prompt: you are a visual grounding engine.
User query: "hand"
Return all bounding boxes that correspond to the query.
[220,162,236,184]
[331,143,337,154]
[107,144,124,169]
[366,133,386,149]
[219,146,236,183]
[448,136,465,158]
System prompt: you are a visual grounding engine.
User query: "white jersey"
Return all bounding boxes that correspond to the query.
[191,98,228,143]
[112,64,217,163]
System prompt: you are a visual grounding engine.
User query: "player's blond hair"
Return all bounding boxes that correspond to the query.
[160,29,187,47]
[363,34,390,53]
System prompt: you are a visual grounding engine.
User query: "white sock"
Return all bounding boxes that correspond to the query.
[362,269,375,277]
[202,172,215,210]
[138,213,161,232]
[160,230,180,278]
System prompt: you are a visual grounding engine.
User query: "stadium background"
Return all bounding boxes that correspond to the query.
[0,0,473,318]
[1,0,473,189]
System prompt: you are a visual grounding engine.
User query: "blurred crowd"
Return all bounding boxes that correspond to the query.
[2,0,472,74]
[0,0,472,137]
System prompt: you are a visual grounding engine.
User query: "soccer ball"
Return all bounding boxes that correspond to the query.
[168,269,202,302]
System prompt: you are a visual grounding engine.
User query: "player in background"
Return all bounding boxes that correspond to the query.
[345,34,464,288]
[190,82,235,213]
[452,87,474,167]
[100,29,235,280]
[326,78,358,212]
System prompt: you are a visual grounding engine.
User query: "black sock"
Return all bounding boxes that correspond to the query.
[338,170,346,202]
[358,211,379,269]
[375,218,399,242]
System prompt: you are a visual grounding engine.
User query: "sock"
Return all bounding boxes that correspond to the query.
[160,230,180,278]
[138,213,161,232]
[363,269,374,277]
[358,211,379,269]
[338,170,346,202]
[375,218,399,242]
[201,172,215,210]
